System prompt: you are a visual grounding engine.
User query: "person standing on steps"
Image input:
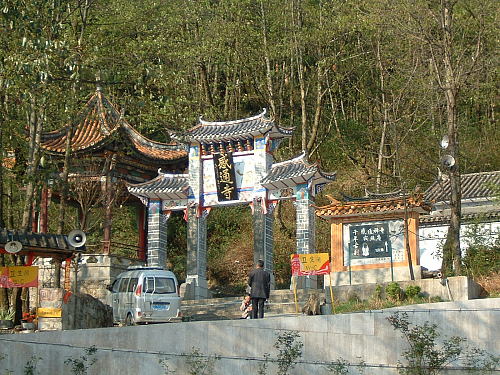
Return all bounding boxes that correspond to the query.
[248,259,271,319]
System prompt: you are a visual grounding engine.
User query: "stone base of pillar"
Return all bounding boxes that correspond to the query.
[181,275,211,300]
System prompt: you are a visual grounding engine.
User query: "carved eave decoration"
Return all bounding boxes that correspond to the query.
[315,193,431,220]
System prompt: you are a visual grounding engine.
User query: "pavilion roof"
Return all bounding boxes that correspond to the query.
[260,154,336,190]
[40,88,187,163]
[0,229,84,259]
[315,193,431,219]
[127,172,189,201]
[425,171,500,203]
[170,109,294,143]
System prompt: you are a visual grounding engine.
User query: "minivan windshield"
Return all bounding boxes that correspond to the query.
[145,277,176,294]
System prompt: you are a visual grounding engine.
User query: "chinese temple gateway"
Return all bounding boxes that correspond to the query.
[128,110,336,299]
[315,193,431,286]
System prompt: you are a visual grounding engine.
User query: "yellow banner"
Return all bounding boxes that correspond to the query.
[37,307,62,318]
[0,266,38,288]
[291,253,330,275]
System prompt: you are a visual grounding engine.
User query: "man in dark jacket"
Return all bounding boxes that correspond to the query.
[248,259,271,318]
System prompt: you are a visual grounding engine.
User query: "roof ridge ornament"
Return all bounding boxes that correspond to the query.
[199,108,267,126]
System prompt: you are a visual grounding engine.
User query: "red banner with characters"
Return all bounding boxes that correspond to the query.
[0,266,39,288]
[291,253,330,276]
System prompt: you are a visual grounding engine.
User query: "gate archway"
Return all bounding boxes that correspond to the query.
[128,110,336,299]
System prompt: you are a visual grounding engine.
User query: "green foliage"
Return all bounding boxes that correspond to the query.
[64,346,97,375]
[158,354,175,375]
[23,356,41,375]
[386,282,403,302]
[405,285,422,300]
[185,347,220,375]
[0,310,14,321]
[257,353,270,375]
[373,284,383,301]
[325,357,366,375]
[274,330,303,375]
[326,358,350,375]
[387,312,499,375]
[462,225,500,278]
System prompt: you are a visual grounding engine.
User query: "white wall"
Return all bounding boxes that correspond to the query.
[419,222,499,271]
[1,299,499,375]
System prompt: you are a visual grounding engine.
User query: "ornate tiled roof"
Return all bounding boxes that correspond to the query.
[40,88,187,162]
[0,228,84,257]
[315,194,431,219]
[420,211,500,224]
[260,153,336,190]
[425,171,500,203]
[171,109,294,143]
[127,171,189,201]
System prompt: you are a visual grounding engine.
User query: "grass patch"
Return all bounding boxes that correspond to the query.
[332,295,442,314]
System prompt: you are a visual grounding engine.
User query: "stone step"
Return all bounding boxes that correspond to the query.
[180,289,326,321]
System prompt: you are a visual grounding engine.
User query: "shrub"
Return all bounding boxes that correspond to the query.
[386,282,403,301]
[274,330,303,375]
[405,285,421,299]
[387,312,499,375]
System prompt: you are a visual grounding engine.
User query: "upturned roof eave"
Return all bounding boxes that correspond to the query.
[316,206,429,220]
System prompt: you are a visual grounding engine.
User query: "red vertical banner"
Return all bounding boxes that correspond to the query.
[64,258,72,291]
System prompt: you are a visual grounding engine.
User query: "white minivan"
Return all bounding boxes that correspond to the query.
[108,267,181,325]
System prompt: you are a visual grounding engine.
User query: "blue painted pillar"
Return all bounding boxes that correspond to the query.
[294,183,317,289]
[147,200,168,268]
[252,135,275,284]
[185,142,209,299]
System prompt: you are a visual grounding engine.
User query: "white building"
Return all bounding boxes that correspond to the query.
[419,171,500,271]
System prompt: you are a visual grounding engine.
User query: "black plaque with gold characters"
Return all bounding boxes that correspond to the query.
[349,222,392,259]
[213,152,238,201]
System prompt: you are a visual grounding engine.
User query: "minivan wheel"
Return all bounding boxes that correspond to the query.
[125,313,135,326]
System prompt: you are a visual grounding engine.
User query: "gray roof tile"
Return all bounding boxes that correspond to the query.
[128,173,189,200]
[260,154,336,189]
[0,229,84,254]
[172,110,293,142]
[425,171,500,202]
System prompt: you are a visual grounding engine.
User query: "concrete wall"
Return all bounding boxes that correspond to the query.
[324,276,485,303]
[329,265,423,286]
[37,288,113,331]
[1,299,498,375]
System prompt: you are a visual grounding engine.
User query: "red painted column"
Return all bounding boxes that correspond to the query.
[137,205,147,261]
[39,187,49,233]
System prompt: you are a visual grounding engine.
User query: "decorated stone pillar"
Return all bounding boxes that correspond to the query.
[295,183,317,289]
[252,199,274,284]
[252,135,275,281]
[186,206,208,299]
[146,200,167,268]
[185,142,209,299]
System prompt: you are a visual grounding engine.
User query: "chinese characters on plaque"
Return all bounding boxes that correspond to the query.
[343,220,405,266]
[213,152,238,201]
[349,222,392,259]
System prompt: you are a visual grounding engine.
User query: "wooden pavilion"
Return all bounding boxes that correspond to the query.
[39,88,188,258]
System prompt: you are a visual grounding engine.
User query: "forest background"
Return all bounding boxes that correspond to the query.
[0,0,498,303]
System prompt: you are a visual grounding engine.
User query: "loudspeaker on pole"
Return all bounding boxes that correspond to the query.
[67,230,86,248]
